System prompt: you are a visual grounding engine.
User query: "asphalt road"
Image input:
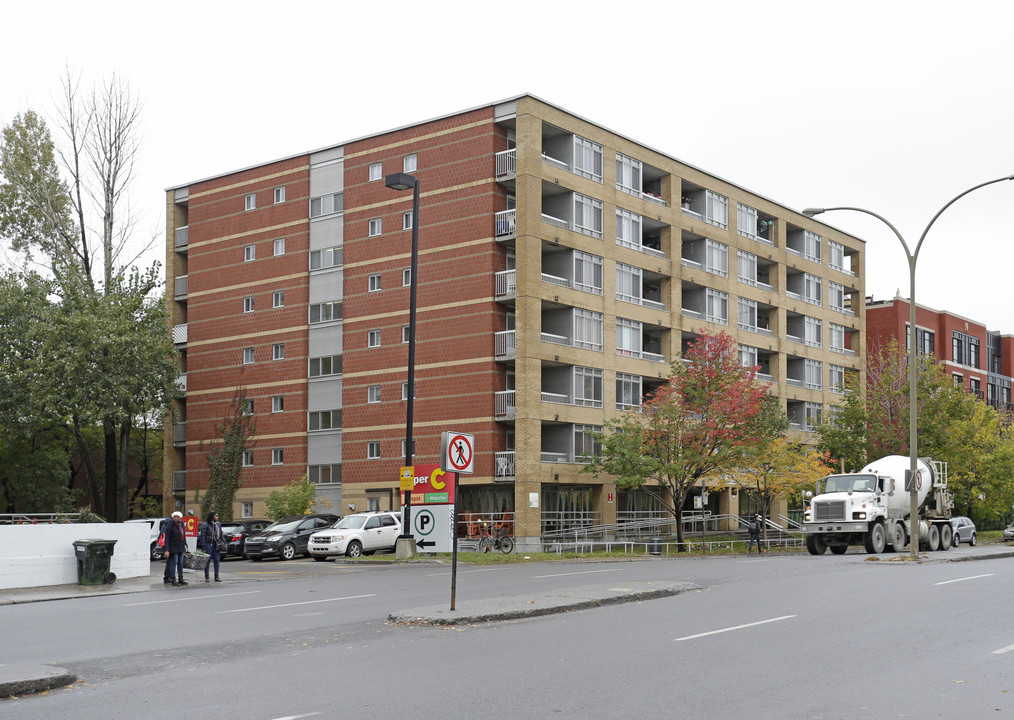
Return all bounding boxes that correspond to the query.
[4,548,1014,719]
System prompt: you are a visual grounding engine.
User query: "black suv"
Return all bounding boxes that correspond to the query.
[219,520,270,558]
[243,514,341,560]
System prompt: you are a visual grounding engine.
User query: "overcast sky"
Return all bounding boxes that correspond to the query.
[3,0,1012,330]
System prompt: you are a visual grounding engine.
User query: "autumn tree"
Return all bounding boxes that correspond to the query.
[200,393,255,523]
[583,330,775,550]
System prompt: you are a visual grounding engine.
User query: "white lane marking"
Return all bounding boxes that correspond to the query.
[675,615,796,642]
[217,593,376,613]
[993,643,1014,655]
[124,591,260,607]
[271,714,322,720]
[531,568,624,579]
[935,573,994,586]
[425,568,500,577]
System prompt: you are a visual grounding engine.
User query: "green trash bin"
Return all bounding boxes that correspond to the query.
[72,539,118,585]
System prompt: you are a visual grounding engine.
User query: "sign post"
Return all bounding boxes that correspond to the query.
[441,431,474,610]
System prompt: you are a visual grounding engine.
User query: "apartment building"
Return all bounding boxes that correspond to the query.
[165,95,866,546]
[867,296,1013,411]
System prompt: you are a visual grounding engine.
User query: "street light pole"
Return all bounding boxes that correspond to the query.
[804,174,1012,561]
[386,172,420,553]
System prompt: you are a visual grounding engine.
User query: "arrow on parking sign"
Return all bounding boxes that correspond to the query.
[416,539,436,549]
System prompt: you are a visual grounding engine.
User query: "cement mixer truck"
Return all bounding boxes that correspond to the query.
[801,455,953,555]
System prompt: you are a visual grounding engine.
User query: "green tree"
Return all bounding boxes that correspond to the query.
[945,401,1014,529]
[264,475,321,521]
[583,330,775,550]
[201,394,255,522]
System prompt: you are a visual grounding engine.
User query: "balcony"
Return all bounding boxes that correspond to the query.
[172,471,186,494]
[495,330,516,361]
[542,248,604,296]
[172,323,188,345]
[542,152,569,172]
[174,275,188,300]
[495,269,516,300]
[495,209,516,239]
[176,373,187,394]
[495,149,516,179]
[494,451,515,480]
[173,422,186,447]
[175,225,189,252]
[495,390,515,421]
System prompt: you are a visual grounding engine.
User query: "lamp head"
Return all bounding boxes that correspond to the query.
[802,208,825,218]
[385,172,416,192]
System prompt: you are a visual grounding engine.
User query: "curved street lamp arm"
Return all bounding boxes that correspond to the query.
[914,175,1014,260]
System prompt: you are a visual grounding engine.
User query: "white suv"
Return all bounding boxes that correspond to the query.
[308,512,401,559]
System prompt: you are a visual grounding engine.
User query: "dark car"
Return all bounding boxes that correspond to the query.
[950,516,977,547]
[219,520,269,558]
[243,514,341,560]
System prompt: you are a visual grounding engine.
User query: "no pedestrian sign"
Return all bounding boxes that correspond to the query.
[441,431,474,474]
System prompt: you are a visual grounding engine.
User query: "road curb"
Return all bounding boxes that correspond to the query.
[0,664,76,698]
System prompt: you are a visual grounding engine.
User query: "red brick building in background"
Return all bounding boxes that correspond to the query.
[866,295,1013,411]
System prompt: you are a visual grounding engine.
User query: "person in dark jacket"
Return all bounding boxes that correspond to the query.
[159,516,173,584]
[201,511,223,583]
[748,514,763,554]
[166,511,188,585]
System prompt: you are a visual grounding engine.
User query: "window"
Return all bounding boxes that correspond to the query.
[271,396,284,413]
[829,323,846,353]
[242,502,253,518]
[400,438,417,457]
[829,282,845,312]
[273,238,285,256]
[829,241,845,271]
[402,325,410,343]
[830,364,846,393]
[573,309,603,351]
[804,231,821,263]
[308,464,341,485]
[805,316,823,348]
[573,251,603,294]
[309,301,342,323]
[241,398,253,415]
[368,385,381,403]
[616,208,641,250]
[272,343,285,360]
[738,298,758,332]
[573,424,603,461]
[403,211,413,230]
[804,402,822,431]
[804,273,822,305]
[271,449,283,465]
[309,410,341,431]
[310,192,344,217]
[706,239,728,277]
[615,263,642,304]
[243,296,255,313]
[705,190,728,229]
[274,187,286,204]
[738,250,758,285]
[244,244,256,262]
[573,194,603,238]
[573,136,603,182]
[242,450,254,467]
[245,193,256,211]
[616,318,642,357]
[309,354,342,377]
[574,366,603,407]
[805,359,823,390]
[737,203,758,238]
[739,344,758,369]
[310,246,343,269]
[402,268,411,286]
[368,274,382,292]
[616,153,641,194]
[401,382,416,400]
[243,347,255,364]
[367,330,381,348]
[952,331,980,368]
[403,154,417,173]
[907,326,935,356]
[368,218,382,237]
[706,288,729,325]
[367,441,381,459]
[369,162,382,181]
[273,291,284,308]
[616,373,641,410]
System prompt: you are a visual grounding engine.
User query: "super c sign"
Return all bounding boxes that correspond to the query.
[405,463,456,506]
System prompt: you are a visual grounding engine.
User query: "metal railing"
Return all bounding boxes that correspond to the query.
[494,330,516,360]
[495,269,516,298]
[494,390,515,419]
[495,149,516,177]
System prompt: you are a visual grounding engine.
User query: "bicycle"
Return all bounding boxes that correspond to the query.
[477,522,514,554]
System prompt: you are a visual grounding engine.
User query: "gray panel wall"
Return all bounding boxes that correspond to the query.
[308,432,342,465]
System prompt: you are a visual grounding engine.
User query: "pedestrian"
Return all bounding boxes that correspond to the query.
[166,511,188,585]
[159,516,173,584]
[748,513,763,554]
[201,511,223,583]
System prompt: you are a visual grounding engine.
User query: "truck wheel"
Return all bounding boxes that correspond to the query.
[830,545,848,555]
[927,524,940,551]
[863,523,887,554]
[891,523,907,551]
[806,535,827,555]
[938,523,952,550]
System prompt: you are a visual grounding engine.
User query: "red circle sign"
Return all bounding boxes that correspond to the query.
[448,434,472,471]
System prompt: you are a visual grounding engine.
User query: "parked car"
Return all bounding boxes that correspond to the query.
[1005,523,1014,542]
[126,517,168,560]
[243,514,341,560]
[950,516,977,547]
[308,512,401,560]
[219,520,269,558]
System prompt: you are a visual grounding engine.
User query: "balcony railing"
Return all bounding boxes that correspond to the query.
[738,322,774,337]
[542,391,570,405]
[542,153,569,172]
[173,422,186,446]
[495,209,516,238]
[495,149,516,178]
[542,272,571,289]
[172,471,186,494]
[542,212,569,230]
[172,323,188,345]
[495,269,516,299]
[616,183,667,207]
[495,330,516,360]
[494,451,515,479]
[494,390,515,420]
[786,377,805,388]
[541,331,570,347]
[540,451,571,463]
[175,225,189,250]
[174,275,188,299]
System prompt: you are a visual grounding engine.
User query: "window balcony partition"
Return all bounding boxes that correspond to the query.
[495,330,516,360]
[616,318,667,363]
[736,249,774,291]
[681,183,728,229]
[172,323,188,345]
[736,203,775,246]
[616,152,667,207]
[495,269,516,300]
[542,248,604,296]
[541,124,603,183]
[541,422,602,465]
[495,148,516,179]
[542,305,603,352]
[787,225,822,263]
[542,364,604,408]
[542,185,603,239]
[173,422,186,447]
[495,390,516,420]
[788,400,822,432]
[829,240,857,277]
[172,471,186,494]
[616,262,665,311]
[616,208,666,259]
[786,269,822,307]
[174,275,188,300]
[174,225,189,251]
